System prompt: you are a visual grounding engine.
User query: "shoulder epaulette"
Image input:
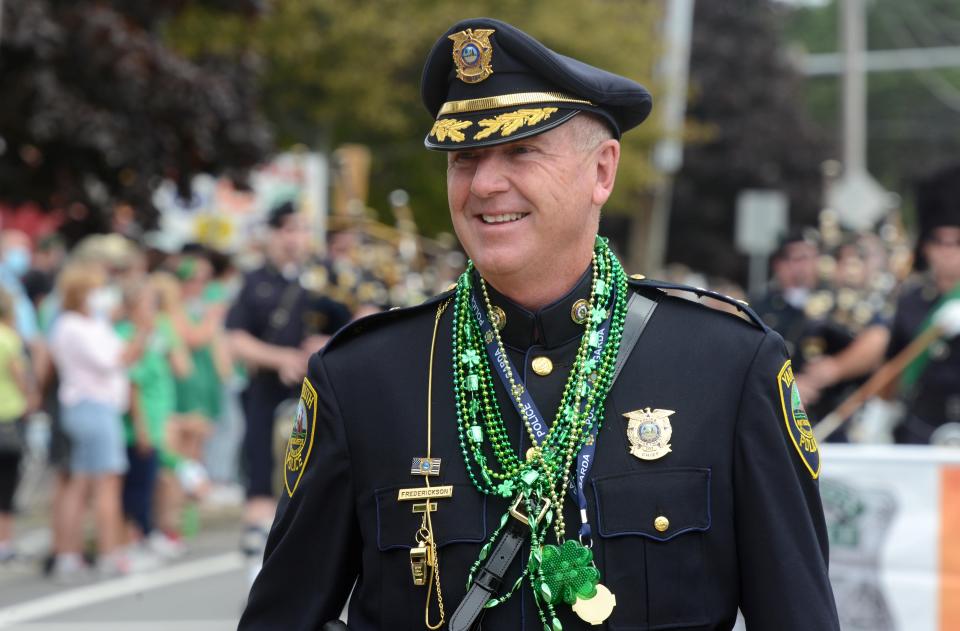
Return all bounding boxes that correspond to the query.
[323,288,456,354]
[627,275,769,332]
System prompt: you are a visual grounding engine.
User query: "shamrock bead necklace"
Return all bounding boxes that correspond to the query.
[451,236,628,629]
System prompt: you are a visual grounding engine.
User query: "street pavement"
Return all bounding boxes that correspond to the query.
[0,505,250,630]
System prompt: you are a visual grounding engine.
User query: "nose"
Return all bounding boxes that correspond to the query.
[469,153,510,198]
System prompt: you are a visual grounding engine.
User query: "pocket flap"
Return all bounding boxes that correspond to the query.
[592,468,711,542]
[375,483,487,551]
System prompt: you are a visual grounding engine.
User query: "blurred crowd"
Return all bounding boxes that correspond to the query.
[0,167,956,583]
[0,200,463,582]
[659,167,959,448]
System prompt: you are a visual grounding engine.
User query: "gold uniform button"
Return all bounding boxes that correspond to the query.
[654,515,669,532]
[531,356,553,376]
[630,273,646,280]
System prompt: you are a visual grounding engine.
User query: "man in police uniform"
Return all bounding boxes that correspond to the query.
[226,201,351,558]
[240,19,839,630]
[750,228,823,362]
[888,165,960,444]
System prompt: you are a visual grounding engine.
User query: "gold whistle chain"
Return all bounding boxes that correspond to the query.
[425,298,452,630]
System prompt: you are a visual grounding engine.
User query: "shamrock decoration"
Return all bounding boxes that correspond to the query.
[461,349,481,367]
[537,540,600,605]
[581,357,598,374]
[590,306,606,325]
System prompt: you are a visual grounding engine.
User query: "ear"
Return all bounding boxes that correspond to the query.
[592,139,620,207]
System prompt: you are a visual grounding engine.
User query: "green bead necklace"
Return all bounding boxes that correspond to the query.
[451,236,628,629]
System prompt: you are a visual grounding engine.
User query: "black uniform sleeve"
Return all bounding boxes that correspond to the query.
[734,331,840,630]
[238,352,360,630]
[885,294,911,360]
[225,273,259,335]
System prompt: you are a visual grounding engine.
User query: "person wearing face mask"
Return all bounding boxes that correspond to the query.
[0,230,40,348]
[46,261,150,580]
[749,228,822,355]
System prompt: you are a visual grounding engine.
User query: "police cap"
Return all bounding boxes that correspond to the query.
[421,17,652,150]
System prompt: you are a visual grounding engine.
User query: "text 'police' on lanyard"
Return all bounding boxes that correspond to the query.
[469,288,612,544]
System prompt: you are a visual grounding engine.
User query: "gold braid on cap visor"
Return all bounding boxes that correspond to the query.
[437,91,593,116]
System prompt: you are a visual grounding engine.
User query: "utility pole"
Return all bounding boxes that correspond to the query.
[823,0,892,231]
[629,0,694,274]
[841,0,867,177]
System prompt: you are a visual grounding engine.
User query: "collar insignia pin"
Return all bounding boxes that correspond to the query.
[489,305,506,331]
[571,298,590,325]
[449,28,495,84]
[623,407,675,461]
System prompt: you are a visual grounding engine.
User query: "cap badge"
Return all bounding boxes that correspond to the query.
[449,28,495,84]
[623,407,674,461]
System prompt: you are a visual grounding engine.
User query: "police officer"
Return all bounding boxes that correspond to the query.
[888,165,960,444]
[750,228,824,363]
[240,19,839,630]
[225,202,351,560]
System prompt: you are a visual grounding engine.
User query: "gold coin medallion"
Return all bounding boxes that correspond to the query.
[531,356,553,376]
[572,583,617,625]
[525,447,540,462]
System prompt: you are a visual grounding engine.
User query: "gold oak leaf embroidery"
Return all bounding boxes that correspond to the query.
[430,119,473,142]
[474,107,559,140]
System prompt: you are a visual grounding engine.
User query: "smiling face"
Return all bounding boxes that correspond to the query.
[446,116,619,300]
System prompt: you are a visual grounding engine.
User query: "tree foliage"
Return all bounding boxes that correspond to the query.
[666,0,830,283]
[0,0,271,232]
[164,0,662,236]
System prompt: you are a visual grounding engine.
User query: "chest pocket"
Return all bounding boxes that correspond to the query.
[374,483,488,550]
[592,468,712,630]
[372,483,488,631]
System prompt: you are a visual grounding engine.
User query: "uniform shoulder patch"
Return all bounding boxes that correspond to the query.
[284,378,318,497]
[777,360,820,479]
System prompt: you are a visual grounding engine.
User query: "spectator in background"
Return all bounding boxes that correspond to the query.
[0,230,39,347]
[199,248,245,489]
[22,233,66,313]
[149,272,195,556]
[116,279,190,561]
[48,261,149,580]
[0,288,30,563]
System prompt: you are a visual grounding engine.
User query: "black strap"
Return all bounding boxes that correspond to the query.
[448,291,658,631]
[612,293,656,384]
[448,519,528,631]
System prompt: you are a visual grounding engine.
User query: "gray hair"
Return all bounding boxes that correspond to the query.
[569,112,615,152]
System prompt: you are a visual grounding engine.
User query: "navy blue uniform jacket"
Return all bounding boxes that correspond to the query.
[239,277,840,630]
